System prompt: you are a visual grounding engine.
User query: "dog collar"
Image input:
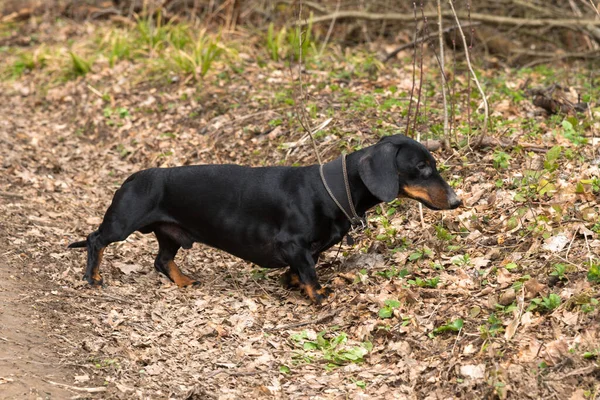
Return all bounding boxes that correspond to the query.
[319,154,366,229]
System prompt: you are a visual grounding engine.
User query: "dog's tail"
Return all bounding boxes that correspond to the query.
[68,240,87,249]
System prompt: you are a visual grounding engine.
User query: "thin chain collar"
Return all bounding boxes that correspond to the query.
[319,154,366,229]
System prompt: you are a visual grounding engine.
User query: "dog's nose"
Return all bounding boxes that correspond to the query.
[448,193,462,209]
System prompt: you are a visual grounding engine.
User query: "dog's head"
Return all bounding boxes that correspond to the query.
[358,135,461,210]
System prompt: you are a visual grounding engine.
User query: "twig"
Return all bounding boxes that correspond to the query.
[206,369,261,378]
[565,225,579,260]
[270,309,338,331]
[86,84,104,99]
[51,333,78,348]
[293,1,324,165]
[521,50,600,68]
[384,22,481,62]
[438,0,450,149]
[319,0,340,57]
[296,10,600,28]
[0,191,24,199]
[276,0,327,14]
[404,3,419,137]
[589,0,600,17]
[413,1,426,136]
[448,0,489,148]
[545,365,597,381]
[42,379,107,393]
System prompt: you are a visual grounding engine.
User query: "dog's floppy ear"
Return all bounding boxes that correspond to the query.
[358,143,399,202]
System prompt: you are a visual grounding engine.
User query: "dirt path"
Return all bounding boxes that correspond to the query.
[0,255,79,399]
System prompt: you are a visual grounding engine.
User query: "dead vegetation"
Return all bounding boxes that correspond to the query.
[0,2,599,399]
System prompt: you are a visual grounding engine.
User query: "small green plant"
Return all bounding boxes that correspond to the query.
[550,263,568,281]
[135,14,169,55]
[376,266,409,280]
[266,23,286,61]
[408,248,433,262]
[561,119,587,145]
[429,319,463,338]
[11,49,47,77]
[167,23,192,50]
[106,31,132,67]
[479,313,504,339]
[268,118,283,127]
[578,177,600,194]
[585,262,600,284]
[511,274,531,292]
[452,254,472,268]
[543,146,562,172]
[266,17,315,62]
[278,365,291,374]
[580,298,598,313]
[583,348,599,360]
[68,51,92,77]
[103,107,131,126]
[408,276,440,288]
[378,299,401,319]
[93,358,120,369]
[171,31,224,79]
[353,379,367,389]
[505,262,518,271]
[492,150,511,169]
[291,331,372,368]
[117,107,130,118]
[251,267,269,280]
[435,225,455,241]
[288,18,314,61]
[529,293,561,312]
[352,94,378,111]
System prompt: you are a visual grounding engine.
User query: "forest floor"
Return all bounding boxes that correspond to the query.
[0,18,599,399]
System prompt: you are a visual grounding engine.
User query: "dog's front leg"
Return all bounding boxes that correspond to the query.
[282,244,332,304]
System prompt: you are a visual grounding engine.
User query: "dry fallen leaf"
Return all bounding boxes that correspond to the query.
[114,262,142,275]
[499,288,516,305]
[459,364,486,380]
[524,278,546,299]
[542,234,569,253]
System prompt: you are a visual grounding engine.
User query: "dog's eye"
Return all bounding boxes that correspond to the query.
[417,162,427,170]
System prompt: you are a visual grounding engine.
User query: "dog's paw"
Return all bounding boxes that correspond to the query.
[281,270,302,289]
[303,284,333,305]
[83,275,104,288]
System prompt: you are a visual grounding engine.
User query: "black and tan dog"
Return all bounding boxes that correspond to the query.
[69,134,461,303]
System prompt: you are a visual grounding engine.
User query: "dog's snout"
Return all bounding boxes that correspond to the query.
[448,193,462,209]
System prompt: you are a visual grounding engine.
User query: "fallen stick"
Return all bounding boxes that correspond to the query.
[384,22,481,62]
[296,10,600,28]
[270,309,338,331]
[43,379,107,393]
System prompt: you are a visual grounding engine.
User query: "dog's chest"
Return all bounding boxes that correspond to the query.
[309,225,348,254]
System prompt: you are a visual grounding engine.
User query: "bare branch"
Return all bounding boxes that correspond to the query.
[437,0,450,149]
[448,0,489,148]
[296,10,600,28]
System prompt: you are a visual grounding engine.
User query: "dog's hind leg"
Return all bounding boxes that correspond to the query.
[154,230,197,287]
[83,230,105,286]
[83,220,138,286]
[82,179,157,286]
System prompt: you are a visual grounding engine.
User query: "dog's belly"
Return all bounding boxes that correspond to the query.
[201,237,287,269]
[175,222,287,269]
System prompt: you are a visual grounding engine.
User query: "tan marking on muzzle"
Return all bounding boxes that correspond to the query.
[403,185,451,209]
